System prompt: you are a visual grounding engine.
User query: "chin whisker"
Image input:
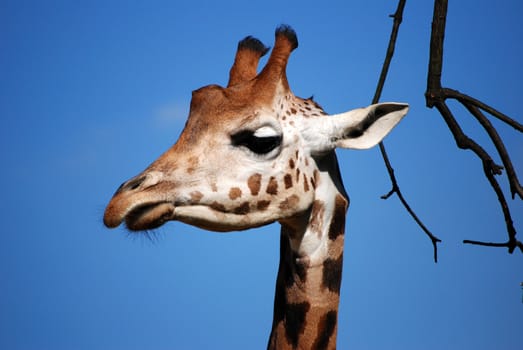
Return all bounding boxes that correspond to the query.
[125,228,163,244]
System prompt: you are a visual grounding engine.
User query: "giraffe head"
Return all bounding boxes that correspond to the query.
[103,25,408,233]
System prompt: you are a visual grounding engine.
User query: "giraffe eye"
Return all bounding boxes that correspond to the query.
[231,129,282,155]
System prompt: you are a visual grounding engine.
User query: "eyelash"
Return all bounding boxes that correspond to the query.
[231,130,282,155]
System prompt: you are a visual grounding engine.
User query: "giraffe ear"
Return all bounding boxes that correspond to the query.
[303,103,408,155]
[328,103,408,150]
[331,102,409,149]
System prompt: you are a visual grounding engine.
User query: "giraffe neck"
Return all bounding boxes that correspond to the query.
[268,152,348,350]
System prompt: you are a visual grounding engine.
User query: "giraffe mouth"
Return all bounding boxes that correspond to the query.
[124,202,176,231]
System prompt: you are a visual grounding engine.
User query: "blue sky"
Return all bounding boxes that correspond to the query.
[1,0,522,349]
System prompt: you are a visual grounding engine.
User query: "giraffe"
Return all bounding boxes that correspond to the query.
[104,25,408,349]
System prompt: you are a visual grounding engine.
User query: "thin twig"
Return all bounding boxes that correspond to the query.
[443,88,523,132]
[463,101,523,200]
[371,0,406,105]
[463,239,523,253]
[372,0,441,262]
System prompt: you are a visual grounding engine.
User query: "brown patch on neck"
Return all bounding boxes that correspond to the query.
[322,254,343,294]
[269,234,311,349]
[284,302,310,347]
[309,200,325,236]
[328,194,348,240]
[269,231,341,350]
[248,173,262,196]
[312,310,338,350]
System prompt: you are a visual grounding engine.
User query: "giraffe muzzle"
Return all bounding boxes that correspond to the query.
[103,198,176,231]
[124,202,176,231]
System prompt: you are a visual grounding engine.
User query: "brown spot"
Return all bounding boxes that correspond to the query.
[312,310,337,350]
[257,200,271,211]
[190,191,203,203]
[286,110,291,116]
[322,254,343,293]
[295,150,299,159]
[186,156,198,174]
[279,195,299,211]
[289,159,295,169]
[328,194,348,240]
[228,187,242,200]
[294,256,309,284]
[266,176,278,195]
[310,177,316,189]
[284,174,293,189]
[303,174,310,192]
[284,302,310,348]
[210,182,218,192]
[309,200,325,236]
[248,173,262,196]
[279,232,297,288]
[210,202,226,212]
[290,107,297,114]
[295,168,300,182]
[234,201,250,215]
[305,158,309,167]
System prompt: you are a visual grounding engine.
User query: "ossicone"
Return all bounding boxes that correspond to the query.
[255,24,299,93]
[228,36,269,87]
[274,24,298,51]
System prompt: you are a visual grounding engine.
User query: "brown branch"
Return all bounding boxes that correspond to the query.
[462,99,523,200]
[371,0,406,105]
[444,89,523,133]
[372,0,441,262]
[462,239,523,253]
[425,0,522,254]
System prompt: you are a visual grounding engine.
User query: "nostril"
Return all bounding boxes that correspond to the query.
[128,176,146,190]
[115,175,147,194]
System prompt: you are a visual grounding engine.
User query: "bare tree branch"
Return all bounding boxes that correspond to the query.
[444,89,523,133]
[444,88,523,200]
[372,0,441,262]
[425,0,522,254]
